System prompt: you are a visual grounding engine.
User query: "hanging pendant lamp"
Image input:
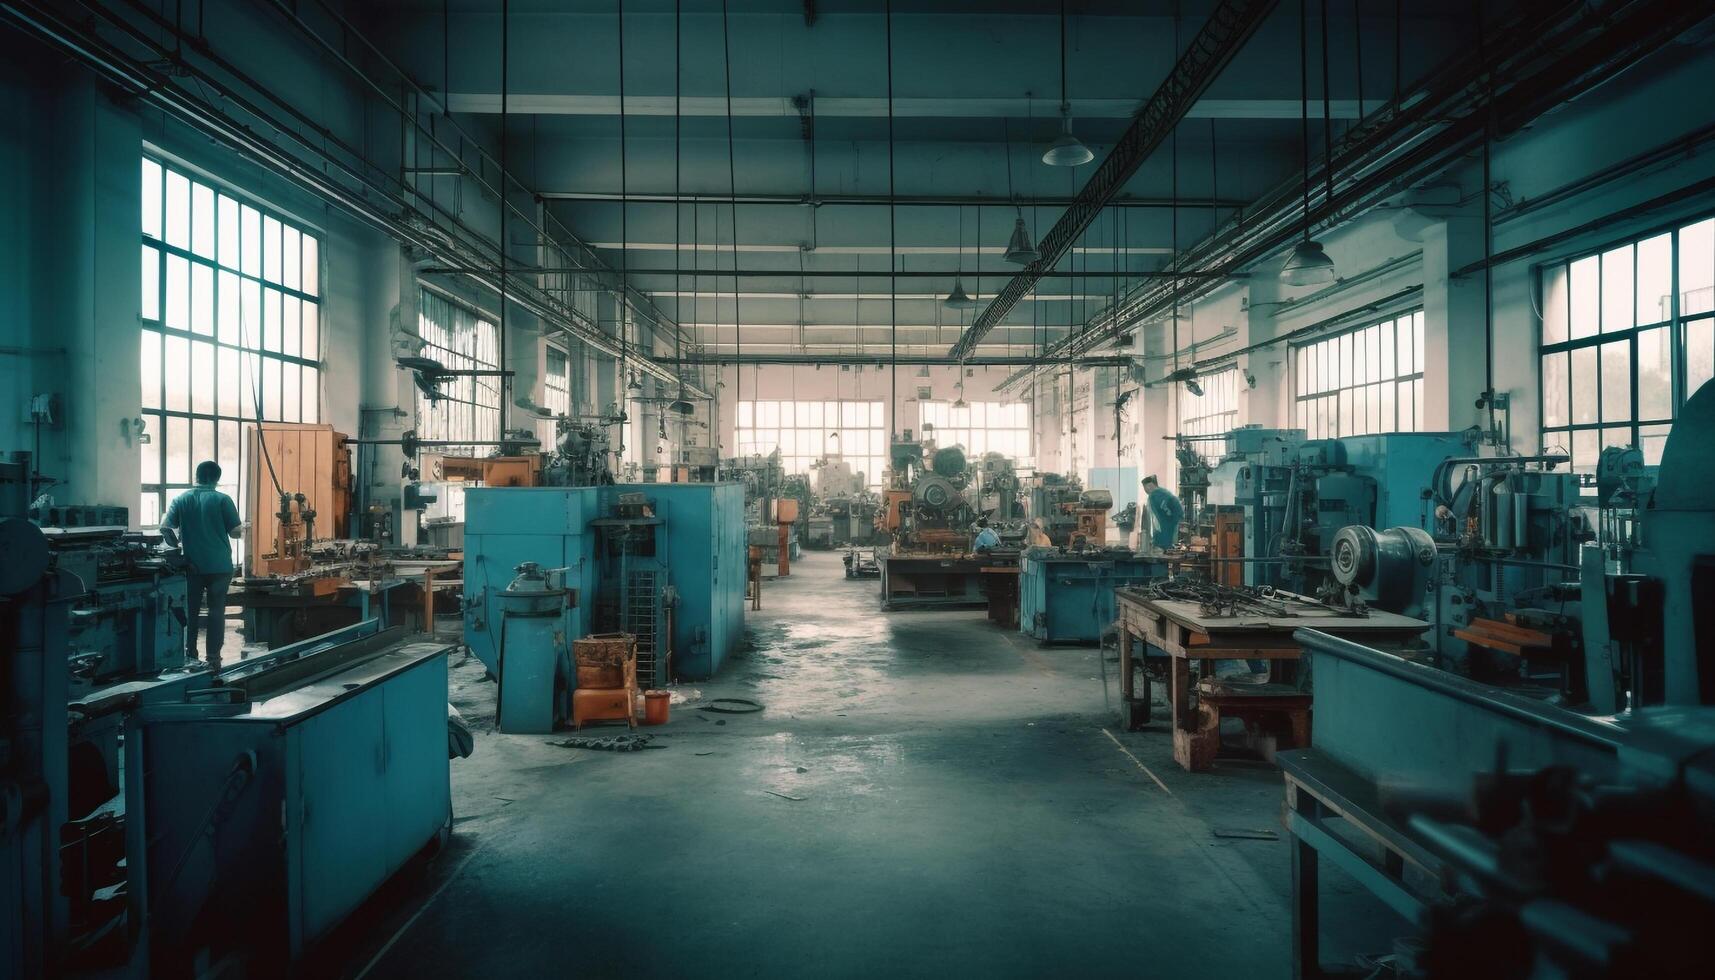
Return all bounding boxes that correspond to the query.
[944,278,977,310]
[1043,107,1093,167]
[1042,2,1092,167]
[1280,0,1336,286]
[1005,215,1039,265]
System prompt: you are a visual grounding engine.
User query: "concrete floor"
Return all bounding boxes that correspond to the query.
[328,550,1400,979]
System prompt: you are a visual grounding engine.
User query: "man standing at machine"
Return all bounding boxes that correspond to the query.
[161,460,243,674]
[1142,475,1183,553]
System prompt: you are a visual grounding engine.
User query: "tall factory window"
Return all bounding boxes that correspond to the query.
[415,288,501,456]
[139,154,322,543]
[1177,366,1239,457]
[1539,217,1710,475]
[1293,310,1425,440]
[538,345,571,446]
[736,400,885,487]
[919,400,1033,462]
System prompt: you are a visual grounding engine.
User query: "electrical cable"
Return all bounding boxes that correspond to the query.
[884,0,897,437]
[721,0,742,408]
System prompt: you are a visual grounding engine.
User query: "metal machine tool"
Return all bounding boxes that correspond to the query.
[463,483,746,687]
[1205,428,1472,592]
[1279,393,1715,978]
[974,452,1025,521]
[875,436,1017,610]
[1422,452,1588,682]
[3,517,455,980]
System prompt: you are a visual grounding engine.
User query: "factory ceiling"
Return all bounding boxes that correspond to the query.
[361,1,1503,360]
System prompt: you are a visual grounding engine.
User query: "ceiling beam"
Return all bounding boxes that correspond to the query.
[447,94,1381,121]
[459,267,1241,280]
[950,0,1281,360]
[586,242,1173,256]
[541,191,1249,209]
[653,352,1131,367]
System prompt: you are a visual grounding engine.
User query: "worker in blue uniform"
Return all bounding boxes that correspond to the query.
[972,522,1002,553]
[161,460,244,675]
[1142,475,1183,552]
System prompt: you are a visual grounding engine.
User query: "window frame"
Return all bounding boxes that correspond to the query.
[415,286,503,457]
[1178,365,1240,456]
[735,399,887,488]
[918,399,1034,464]
[139,152,324,540]
[1291,309,1426,440]
[1537,214,1709,477]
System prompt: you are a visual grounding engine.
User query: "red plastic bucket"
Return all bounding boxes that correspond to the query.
[642,690,671,725]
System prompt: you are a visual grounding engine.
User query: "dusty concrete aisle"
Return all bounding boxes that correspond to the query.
[339,551,1386,979]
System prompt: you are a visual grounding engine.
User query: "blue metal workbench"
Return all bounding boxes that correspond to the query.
[1018,548,1167,644]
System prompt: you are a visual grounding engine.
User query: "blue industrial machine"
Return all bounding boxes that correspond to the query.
[495,562,577,732]
[2,500,455,980]
[1205,428,1474,591]
[126,621,452,970]
[1279,391,1715,977]
[463,483,746,729]
[1019,548,1167,644]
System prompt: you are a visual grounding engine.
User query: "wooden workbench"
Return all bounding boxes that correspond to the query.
[1113,587,1429,771]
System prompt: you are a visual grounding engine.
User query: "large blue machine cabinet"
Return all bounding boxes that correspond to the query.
[125,623,452,967]
[1019,549,1167,644]
[462,488,601,675]
[630,482,747,679]
[463,483,746,682]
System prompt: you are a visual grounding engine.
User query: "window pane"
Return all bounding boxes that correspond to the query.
[1682,218,1714,317]
[191,181,216,259]
[1397,380,1413,434]
[192,418,214,476]
[163,333,189,412]
[1639,423,1672,467]
[241,205,261,278]
[263,288,281,352]
[1569,255,1599,339]
[240,353,259,420]
[190,262,214,335]
[1413,312,1425,373]
[1570,346,1598,424]
[302,301,318,360]
[218,345,240,417]
[282,295,300,358]
[1541,352,1568,428]
[263,357,281,418]
[302,236,319,296]
[141,245,159,321]
[302,368,319,424]
[1688,318,1714,401]
[282,225,301,291]
[141,158,162,240]
[1636,233,1671,326]
[1601,244,1632,333]
[240,279,261,350]
[263,215,282,283]
[166,416,190,483]
[1571,429,1598,477]
[141,412,161,483]
[1379,376,1396,431]
[217,270,240,345]
[164,254,189,330]
[1600,340,1631,423]
[218,195,240,270]
[1542,264,1568,345]
[282,362,301,423]
[191,339,215,415]
[218,420,240,485]
[1395,318,1414,376]
[164,168,190,249]
[1636,326,1672,421]
[140,329,160,410]
[139,493,160,527]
